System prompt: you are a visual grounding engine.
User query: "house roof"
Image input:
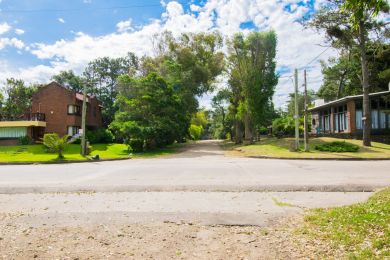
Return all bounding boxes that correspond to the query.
[309,90,390,112]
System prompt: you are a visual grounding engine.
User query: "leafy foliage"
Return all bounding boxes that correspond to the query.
[227,31,278,143]
[314,141,359,152]
[110,73,186,150]
[42,133,69,159]
[84,53,139,126]
[86,128,114,144]
[52,70,85,93]
[287,90,316,117]
[0,78,36,120]
[18,136,32,145]
[318,45,390,101]
[189,124,203,140]
[272,116,299,137]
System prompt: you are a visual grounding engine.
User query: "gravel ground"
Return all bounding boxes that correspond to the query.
[0,212,320,259]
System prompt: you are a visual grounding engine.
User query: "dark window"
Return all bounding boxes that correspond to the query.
[67,105,81,115]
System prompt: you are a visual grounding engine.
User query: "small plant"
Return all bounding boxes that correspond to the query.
[18,136,32,145]
[42,133,69,159]
[128,138,144,153]
[314,141,359,153]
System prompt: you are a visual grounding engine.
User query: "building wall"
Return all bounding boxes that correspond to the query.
[31,82,103,137]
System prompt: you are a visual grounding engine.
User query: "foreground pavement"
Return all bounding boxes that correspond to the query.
[0,140,389,193]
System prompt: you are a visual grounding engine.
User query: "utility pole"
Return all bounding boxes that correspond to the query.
[294,68,299,151]
[303,69,309,152]
[81,80,87,156]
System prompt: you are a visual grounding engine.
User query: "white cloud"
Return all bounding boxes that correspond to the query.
[0,37,25,50]
[7,0,335,108]
[83,0,92,3]
[116,19,133,33]
[58,18,65,24]
[15,28,25,35]
[0,22,11,35]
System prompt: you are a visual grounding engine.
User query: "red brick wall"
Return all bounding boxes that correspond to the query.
[0,139,19,146]
[31,82,103,137]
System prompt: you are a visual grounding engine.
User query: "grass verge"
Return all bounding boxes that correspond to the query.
[222,137,390,159]
[0,142,183,163]
[299,187,390,258]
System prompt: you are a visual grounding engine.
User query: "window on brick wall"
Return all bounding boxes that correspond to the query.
[67,126,80,136]
[67,105,81,115]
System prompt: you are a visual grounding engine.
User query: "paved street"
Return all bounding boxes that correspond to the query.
[0,140,388,258]
[0,140,389,193]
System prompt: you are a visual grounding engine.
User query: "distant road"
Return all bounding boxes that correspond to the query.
[0,140,389,193]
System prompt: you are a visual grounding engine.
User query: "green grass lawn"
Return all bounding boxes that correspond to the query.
[0,142,183,163]
[223,137,390,159]
[299,187,390,258]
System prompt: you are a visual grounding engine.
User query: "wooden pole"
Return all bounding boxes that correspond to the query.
[81,81,87,156]
[294,68,299,151]
[304,69,309,152]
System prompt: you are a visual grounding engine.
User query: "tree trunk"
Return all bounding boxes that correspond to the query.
[244,113,253,144]
[235,119,243,144]
[359,20,371,147]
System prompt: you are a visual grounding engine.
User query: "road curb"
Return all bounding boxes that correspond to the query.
[0,157,131,166]
[0,184,383,194]
[245,155,390,161]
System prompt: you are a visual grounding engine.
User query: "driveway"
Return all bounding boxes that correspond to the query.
[0,140,389,193]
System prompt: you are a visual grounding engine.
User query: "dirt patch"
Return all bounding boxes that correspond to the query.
[0,213,331,259]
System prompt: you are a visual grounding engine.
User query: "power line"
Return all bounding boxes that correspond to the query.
[302,46,331,68]
[0,3,175,13]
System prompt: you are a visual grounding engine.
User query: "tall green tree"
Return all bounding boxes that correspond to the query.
[0,79,36,120]
[343,0,388,146]
[287,90,316,117]
[318,44,390,101]
[140,32,225,140]
[52,70,85,93]
[227,31,278,144]
[307,0,389,146]
[210,88,233,139]
[110,73,186,150]
[83,53,138,126]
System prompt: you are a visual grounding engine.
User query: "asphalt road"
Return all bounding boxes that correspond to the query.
[0,140,388,226]
[0,140,389,193]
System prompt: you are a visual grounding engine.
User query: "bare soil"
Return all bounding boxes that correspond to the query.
[0,213,329,260]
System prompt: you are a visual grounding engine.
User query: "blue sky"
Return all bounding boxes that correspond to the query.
[0,0,335,108]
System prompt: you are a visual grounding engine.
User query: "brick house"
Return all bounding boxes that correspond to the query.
[0,82,103,145]
[309,90,390,143]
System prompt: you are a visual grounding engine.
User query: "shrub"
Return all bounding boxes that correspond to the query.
[86,128,114,144]
[272,116,310,137]
[314,141,359,153]
[42,133,69,159]
[18,136,32,145]
[258,126,268,135]
[189,124,203,140]
[128,139,144,153]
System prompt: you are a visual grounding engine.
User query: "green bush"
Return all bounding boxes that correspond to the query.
[272,116,310,137]
[42,133,69,159]
[258,126,268,135]
[189,124,203,140]
[128,139,144,153]
[86,128,114,144]
[314,141,359,153]
[18,136,32,145]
